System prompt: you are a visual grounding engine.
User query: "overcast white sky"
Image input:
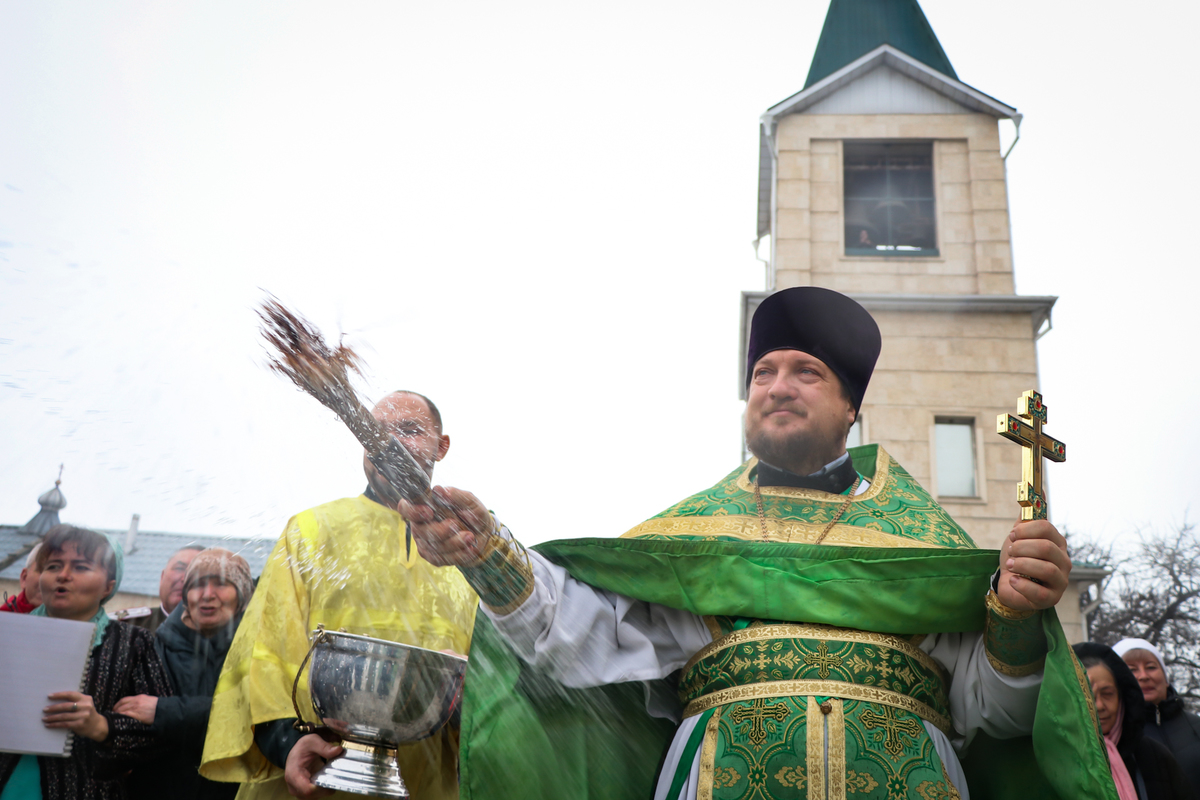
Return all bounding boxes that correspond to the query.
[1,1,1197,550]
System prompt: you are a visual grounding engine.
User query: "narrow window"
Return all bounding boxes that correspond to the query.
[844,142,937,256]
[935,417,976,497]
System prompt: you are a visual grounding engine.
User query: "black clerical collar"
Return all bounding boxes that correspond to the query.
[756,452,858,494]
[364,485,386,507]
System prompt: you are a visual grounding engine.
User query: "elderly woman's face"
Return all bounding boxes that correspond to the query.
[1087,663,1121,736]
[186,575,239,633]
[1124,650,1169,705]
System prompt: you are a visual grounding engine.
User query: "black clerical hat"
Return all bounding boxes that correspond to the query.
[746,287,881,411]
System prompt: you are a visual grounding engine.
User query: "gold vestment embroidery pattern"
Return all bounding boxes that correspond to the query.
[697,705,723,800]
[684,623,946,682]
[621,446,977,550]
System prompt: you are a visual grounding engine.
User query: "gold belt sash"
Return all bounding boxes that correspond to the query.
[679,623,952,734]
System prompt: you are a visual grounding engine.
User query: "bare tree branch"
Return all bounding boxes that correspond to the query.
[1079,520,1200,702]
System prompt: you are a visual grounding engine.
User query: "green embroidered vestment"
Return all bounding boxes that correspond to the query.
[458,446,1115,800]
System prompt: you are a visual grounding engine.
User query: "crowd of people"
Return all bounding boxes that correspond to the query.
[2,287,1200,800]
[0,389,473,800]
[0,530,253,800]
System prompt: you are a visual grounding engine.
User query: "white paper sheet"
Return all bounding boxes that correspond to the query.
[0,613,95,757]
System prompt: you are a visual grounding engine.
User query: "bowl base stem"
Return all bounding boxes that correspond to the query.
[312,741,409,798]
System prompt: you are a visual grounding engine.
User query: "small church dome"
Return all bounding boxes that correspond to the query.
[37,483,67,512]
[22,471,67,536]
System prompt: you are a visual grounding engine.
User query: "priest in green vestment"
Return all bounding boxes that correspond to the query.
[402,287,1116,800]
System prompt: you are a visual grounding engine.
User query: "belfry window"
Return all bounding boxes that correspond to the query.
[844,142,937,256]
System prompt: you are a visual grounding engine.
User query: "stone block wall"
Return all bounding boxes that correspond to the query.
[857,309,1045,551]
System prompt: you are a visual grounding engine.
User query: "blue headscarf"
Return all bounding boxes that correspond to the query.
[31,531,124,648]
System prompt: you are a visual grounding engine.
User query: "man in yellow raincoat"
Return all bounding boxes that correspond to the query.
[200,391,478,800]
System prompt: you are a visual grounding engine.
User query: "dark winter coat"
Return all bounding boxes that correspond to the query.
[1075,642,1197,800]
[0,621,173,800]
[127,604,243,800]
[1143,687,1200,795]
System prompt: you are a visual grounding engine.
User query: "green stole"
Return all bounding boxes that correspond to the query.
[458,445,1116,800]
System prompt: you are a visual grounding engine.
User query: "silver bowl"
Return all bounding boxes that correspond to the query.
[304,629,468,798]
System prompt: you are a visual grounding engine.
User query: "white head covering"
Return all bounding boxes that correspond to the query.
[1112,638,1169,680]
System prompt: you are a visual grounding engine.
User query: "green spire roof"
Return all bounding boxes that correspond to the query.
[805,0,957,88]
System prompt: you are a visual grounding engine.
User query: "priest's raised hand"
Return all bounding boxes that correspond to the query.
[997,519,1072,611]
[400,487,494,567]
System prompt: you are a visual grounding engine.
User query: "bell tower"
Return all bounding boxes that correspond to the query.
[740,0,1098,640]
[740,0,1093,617]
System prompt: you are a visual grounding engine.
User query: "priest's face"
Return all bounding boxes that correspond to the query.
[744,349,856,475]
[364,392,451,498]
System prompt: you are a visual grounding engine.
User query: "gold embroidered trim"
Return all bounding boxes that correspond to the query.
[683,622,945,681]
[697,705,722,800]
[627,515,941,549]
[983,590,1046,675]
[984,590,1036,620]
[985,650,1045,678]
[828,698,846,800]
[940,762,963,800]
[701,615,724,640]
[736,453,888,504]
[806,697,824,800]
[459,527,534,616]
[682,678,951,734]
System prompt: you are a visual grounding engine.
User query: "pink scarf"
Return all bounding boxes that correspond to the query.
[1104,703,1138,800]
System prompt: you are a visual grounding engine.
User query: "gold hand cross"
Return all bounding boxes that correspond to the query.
[996,390,1066,520]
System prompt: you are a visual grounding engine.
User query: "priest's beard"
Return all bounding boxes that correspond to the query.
[745,421,850,476]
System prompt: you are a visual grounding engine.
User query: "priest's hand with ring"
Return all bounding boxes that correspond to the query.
[997,520,1071,612]
[44,691,109,742]
[400,487,493,567]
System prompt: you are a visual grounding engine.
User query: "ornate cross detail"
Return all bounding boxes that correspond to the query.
[729,698,791,747]
[996,390,1066,520]
[752,642,773,672]
[802,641,843,679]
[859,705,924,759]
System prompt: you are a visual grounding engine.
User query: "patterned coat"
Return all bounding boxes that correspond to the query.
[0,621,173,800]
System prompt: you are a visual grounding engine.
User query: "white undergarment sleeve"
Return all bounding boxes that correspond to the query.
[484,549,712,690]
[923,630,1042,749]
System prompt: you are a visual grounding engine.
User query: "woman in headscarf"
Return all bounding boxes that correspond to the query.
[1115,638,1200,792]
[116,548,254,800]
[1074,642,1195,800]
[0,525,173,800]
